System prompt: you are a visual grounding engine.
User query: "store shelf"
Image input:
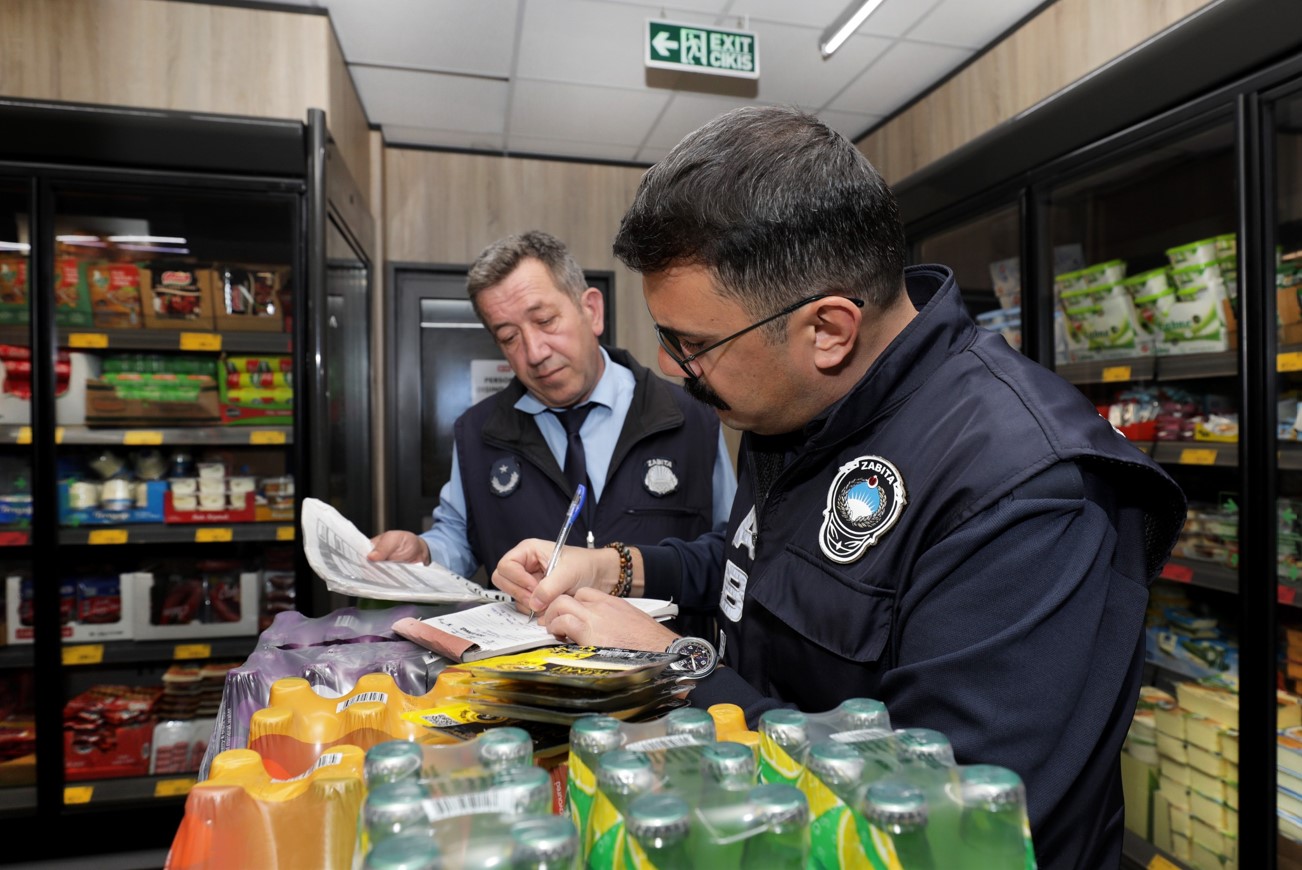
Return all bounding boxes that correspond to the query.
[61,774,198,809]
[1122,829,1190,870]
[1151,442,1238,468]
[1057,351,1238,385]
[59,523,293,545]
[1160,558,1238,594]
[1281,443,1302,471]
[1057,358,1156,385]
[57,636,256,667]
[4,424,294,446]
[26,327,291,354]
[0,786,35,815]
[1154,351,1238,381]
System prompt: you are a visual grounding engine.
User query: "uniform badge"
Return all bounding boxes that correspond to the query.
[643,458,679,497]
[819,455,907,564]
[489,456,521,497]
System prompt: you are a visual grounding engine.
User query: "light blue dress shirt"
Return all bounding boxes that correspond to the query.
[421,347,737,577]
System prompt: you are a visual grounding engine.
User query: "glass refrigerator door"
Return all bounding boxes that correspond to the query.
[0,181,35,812]
[914,203,1023,353]
[48,181,298,803]
[1274,86,1302,863]
[1045,119,1239,869]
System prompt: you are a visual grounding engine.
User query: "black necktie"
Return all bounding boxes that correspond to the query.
[551,404,595,497]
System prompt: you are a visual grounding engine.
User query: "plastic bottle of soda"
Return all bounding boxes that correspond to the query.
[758,709,809,786]
[568,716,624,857]
[508,815,580,870]
[476,726,534,773]
[362,830,440,870]
[802,739,869,870]
[957,764,1037,870]
[664,707,716,741]
[365,740,425,787]
[588,750,657,870]
[893,727,961,867]
[700,741,756,802]
[740,783,810,869]
[625,792,694,869]
[689,742,757,870]
[493,765,554,818]
[836,698,891,732]
[861,780,935,870]
[363,781,431,848]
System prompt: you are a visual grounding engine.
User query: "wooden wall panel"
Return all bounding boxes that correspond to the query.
[384,149,660,367]
[857,0,1215,184]
[327,29,373,207]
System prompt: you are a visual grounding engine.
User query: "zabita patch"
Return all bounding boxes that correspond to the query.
[643,458,679,496]
[489,456,521,497]
[819,455,907,564]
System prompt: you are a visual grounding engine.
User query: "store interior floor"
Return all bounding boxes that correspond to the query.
[12,851,167,869]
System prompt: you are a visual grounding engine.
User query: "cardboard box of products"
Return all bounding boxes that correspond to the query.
[208,265,288,333]
[140,264,215,331]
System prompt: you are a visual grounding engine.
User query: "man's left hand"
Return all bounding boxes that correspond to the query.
[539,587,677,651]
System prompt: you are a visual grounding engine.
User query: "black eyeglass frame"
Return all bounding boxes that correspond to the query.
[654,293,866,379]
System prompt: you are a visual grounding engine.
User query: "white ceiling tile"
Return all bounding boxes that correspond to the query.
[325,0,518,77]
[509,80,671,146]
[383,125,506,152]
[517,0,716,90]
[643,92,761,149]
[816,108,882,143]
[601,0,732,13]
[909,0,1039,49]
[856,0,945,38]
[828,40,972,115]
[351,66,509,133]
[506,135,642,163]
[743,19,893,108]
[727,0,864,29]
[635,145,674,163]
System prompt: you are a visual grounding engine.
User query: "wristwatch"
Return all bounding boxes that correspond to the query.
[666,636,718,679]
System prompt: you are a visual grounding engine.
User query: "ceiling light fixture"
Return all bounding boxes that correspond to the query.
[819,0,887,58]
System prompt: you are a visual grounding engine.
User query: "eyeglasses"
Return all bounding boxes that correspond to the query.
[655,293,866,379]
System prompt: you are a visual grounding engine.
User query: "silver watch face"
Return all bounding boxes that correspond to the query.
[668,637,717,678]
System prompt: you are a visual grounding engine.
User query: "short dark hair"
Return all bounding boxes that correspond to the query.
[613,106,905,334]
[467,230,587,319]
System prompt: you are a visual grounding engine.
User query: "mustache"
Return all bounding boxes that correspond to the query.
[683,375,731,411]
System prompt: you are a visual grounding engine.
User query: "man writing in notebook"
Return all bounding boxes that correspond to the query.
[490,108,1185,870]
[368,230,735,590]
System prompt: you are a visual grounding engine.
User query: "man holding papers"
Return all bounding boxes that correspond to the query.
[368,230,736,588]
[490,108,1185,870]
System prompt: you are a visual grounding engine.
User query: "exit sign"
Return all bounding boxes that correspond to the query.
[646,20,760,80]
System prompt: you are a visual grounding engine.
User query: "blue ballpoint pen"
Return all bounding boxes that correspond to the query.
[531,484,586,619]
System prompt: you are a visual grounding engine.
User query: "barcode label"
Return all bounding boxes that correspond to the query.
[625,733,703,752]
[337,692,388,712]
[421,790,517,821]
[275,752,344,782]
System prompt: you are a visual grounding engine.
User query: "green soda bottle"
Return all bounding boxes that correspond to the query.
[493,765,554,817]
[365,740,425,787]
[657,706,718,796]
[802,740,869,870]
[362,830,439,870]
[625,792,694,870]
[836,698,891,732]
[363,781,431,849]
[700,741,757,802]
[476,726,534,773]
[689,742,756,870]
[741,783,810,870]
[589,750,657,870]
[894,728,961,867]
[861,780,935,870]
[508,815,580,870]
[957,765,1038,870]
[758,709,809,786]
[568,716,624,857]
[664,707,717,741]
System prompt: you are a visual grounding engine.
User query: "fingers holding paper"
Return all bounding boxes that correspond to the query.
[540,587,677,651]
[367,530,431,565]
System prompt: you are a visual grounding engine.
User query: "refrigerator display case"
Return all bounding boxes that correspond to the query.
[0,100,366,860]
[897,27,1302,870]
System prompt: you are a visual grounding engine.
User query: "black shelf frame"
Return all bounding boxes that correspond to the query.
[897,11,1302,868]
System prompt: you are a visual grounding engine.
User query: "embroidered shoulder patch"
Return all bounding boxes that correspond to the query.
[818,455,907,564]
[490,456,521,497]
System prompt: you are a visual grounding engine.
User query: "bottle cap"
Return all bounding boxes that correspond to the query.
[492,765,552,814]
[571,716,624,755]
[959,764,1027,811]
[627,792,692,842]
[596,750,656,796]
[701,741,756,783]
[758,709,809,748]
[806,740,865,792]
[362,831,439,870]
[747,783,810,828]
[509,816,578,864]
[895,727,956,769]
[665,707,716,741]
[837,698,890,731]
[476,726,533,771]
[862,780,929,829]
[365,740,424,786]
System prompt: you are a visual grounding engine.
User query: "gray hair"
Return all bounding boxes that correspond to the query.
[467,230,588,318]
[613,106,905,338]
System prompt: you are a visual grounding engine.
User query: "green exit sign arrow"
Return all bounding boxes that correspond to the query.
[646,19,760,80]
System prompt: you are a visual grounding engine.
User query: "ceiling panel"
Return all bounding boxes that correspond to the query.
[351,67,509,133]
[817,108,884,141]
[828,39,972,115]
[726,0,863,29]
[383,125,506,152]
[601,0,732,13]
[642,92,764,150]
[507,135,642,162]
[746,20,895,108]
[909,0,1038,49]
[327,0,519,76]
[516,0,716,90]
[509,79,672,146]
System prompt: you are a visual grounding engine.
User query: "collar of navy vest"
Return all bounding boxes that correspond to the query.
[480,345,686,489]
[806,263,975,451]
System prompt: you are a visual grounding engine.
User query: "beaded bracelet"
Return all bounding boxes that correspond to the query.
[607,541,633,597]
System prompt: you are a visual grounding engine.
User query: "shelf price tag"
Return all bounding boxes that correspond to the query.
[174,643,212,660]
[124,430,164,446]
[155,778,196,798]
[64,786,94,805]
[249,430,287,445]
[179,332,222,352]
[195,528,233,543]
[15,427,62,444]
[1101,365,1132,382]
[276,526,295,541]
[1178,448,1218,466]
[1279,352,1302,373]
[1147,856,1181,870]
[88,529,128,545]
[68,333,108,349]
[63,644,104,666]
